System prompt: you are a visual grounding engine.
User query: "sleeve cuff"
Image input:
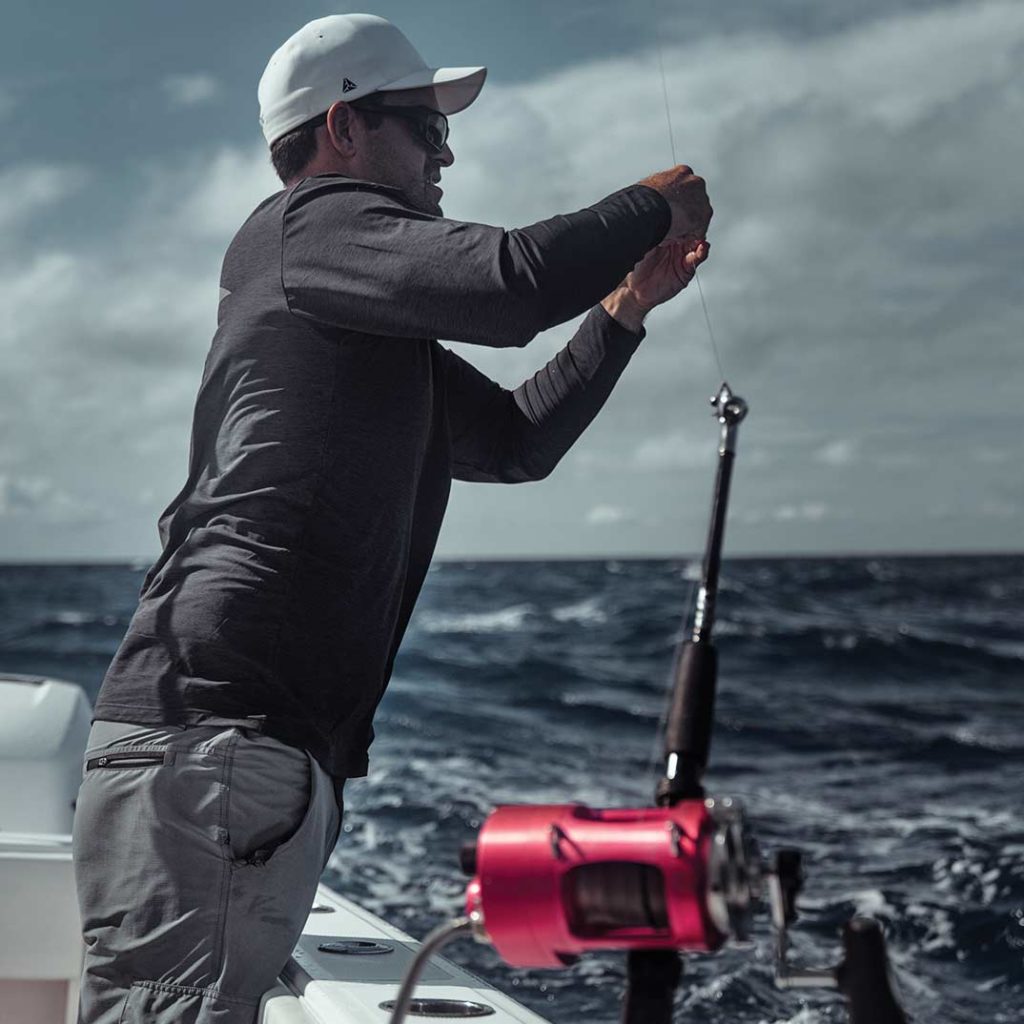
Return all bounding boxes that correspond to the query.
[592,300,647,345]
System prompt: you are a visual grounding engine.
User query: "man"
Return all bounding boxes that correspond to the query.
[72,13,711,1024]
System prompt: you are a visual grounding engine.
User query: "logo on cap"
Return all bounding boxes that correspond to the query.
[342,78,357,93]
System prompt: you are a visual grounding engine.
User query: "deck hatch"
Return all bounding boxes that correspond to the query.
[318,939,394,956]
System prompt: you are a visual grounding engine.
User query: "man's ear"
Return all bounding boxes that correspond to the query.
[325,101,357,156]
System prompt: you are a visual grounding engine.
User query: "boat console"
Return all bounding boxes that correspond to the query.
[0,676,91,1024]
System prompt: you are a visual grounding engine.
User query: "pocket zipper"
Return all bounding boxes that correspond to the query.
[85,751,167,771]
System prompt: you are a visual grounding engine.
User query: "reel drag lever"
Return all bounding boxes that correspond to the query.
[767,830,908,1023]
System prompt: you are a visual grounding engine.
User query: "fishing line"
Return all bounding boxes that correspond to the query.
[650,0,727,383]
[694,273,726,382]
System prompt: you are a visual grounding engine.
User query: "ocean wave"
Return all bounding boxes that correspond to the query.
[417,603,535,633]
[551,596,608,625]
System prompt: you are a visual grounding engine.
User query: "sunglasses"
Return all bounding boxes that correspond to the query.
[360,102,449,153]
[311,101,449,153]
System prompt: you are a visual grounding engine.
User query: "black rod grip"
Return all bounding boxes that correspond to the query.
[837,917,908,1024]
[620,949,682,1024]
[663,640,718,767]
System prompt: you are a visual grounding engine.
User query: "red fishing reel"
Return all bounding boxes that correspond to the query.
[460,797,761,968]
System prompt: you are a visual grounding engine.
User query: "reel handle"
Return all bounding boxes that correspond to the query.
[837,917,908,1024]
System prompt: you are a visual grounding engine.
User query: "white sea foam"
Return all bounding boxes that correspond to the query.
[909,902,956,953]
[850,888,899,919]
[763,1010,828,1024]
[53,610,93,625]
[418,603,534,633]
[551,596,607,625]
[981,638,1024,659]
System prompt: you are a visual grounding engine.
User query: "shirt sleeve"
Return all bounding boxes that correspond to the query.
[281,177,670,349]
[442,302,646,483]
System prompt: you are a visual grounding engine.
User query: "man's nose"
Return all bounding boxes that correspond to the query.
[437,141,454,167]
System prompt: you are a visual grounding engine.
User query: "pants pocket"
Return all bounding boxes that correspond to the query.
[225,736,314,868]
[218,749,336,1001]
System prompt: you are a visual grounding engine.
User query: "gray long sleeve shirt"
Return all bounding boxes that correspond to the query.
[94,174,671,779]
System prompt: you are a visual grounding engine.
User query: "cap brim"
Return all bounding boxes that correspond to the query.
[378,65,487,114]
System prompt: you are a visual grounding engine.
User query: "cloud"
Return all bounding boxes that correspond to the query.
[971,448,1013,465]
[0,473,105,525]
[162,73,221,108]
[734,501,832,526]
[815,439,859,466]
[443,1,1023,554]
[0,145,280,556]
[168,146,282,240]
[443,1,1024,419]
[773,502,829,522]
[586,504,635,526]
[979,500,1015,519]
[927,497,1017,521]
[0,145,278,380]
[632,430,714,471]
[0,164,88,230]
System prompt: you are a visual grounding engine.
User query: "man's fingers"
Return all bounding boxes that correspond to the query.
[683,240,710,269]
[638,164,712,241]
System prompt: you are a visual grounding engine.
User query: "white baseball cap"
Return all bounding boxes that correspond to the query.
[258,14,487,146]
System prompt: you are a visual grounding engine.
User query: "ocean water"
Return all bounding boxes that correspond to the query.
[0,555,1021,1023]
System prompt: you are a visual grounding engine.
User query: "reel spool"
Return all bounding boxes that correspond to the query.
[461,798,761,968]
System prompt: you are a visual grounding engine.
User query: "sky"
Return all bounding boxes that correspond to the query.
[0,0,1020,561]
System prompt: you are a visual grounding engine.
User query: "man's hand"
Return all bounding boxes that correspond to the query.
[638,165,712,243]
[601,239,710,331]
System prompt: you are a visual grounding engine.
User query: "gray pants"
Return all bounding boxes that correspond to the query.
[72,719,343,1023]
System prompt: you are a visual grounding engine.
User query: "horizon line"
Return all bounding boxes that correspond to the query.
[0,547,1021,569]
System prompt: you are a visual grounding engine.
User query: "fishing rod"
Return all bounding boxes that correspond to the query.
[385,382,910,1024]
[618,384,909,1023]
[621,379,751,1024]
